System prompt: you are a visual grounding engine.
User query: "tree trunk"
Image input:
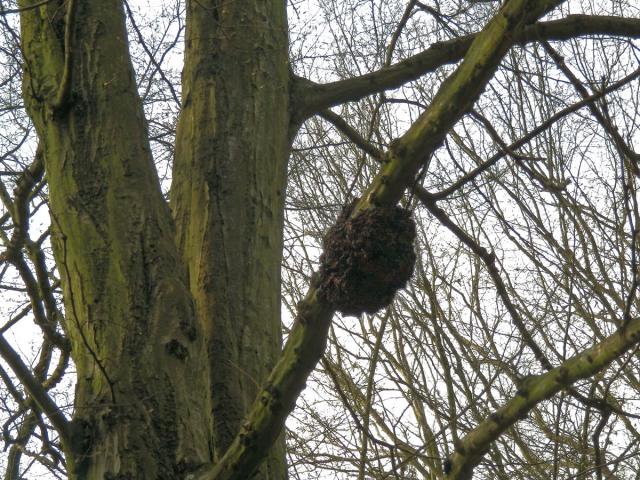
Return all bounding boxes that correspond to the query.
[171,1,290,478]
[20,0,289,477]
[19,0,223,477]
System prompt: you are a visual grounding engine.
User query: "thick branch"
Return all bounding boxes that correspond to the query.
[444,320,640,479]
[295,15,640,118]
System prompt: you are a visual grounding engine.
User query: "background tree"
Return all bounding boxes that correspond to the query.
[0,0,638,479]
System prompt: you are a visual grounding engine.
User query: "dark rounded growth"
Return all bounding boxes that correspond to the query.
[318,200,416,316]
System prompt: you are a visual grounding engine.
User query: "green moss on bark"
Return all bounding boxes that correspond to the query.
[20,1,213,477]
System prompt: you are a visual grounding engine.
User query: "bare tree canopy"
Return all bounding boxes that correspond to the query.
[0,0,638,479]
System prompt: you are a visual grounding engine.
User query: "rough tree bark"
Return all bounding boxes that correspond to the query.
[171,0,290,477]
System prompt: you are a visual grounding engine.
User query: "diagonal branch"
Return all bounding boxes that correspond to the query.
[294,15,640,118]
[319,109,385,162]
[443,318,640,479]
[0,334,72,449]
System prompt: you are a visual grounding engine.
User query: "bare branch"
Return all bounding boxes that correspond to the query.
[444,320,640,478]
[0,0,52,16]
[0,334,71,449]
[295,15,640,118]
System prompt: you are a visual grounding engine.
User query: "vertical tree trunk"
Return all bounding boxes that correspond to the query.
[171,1,290,477]
[21,0,306,476]
[20,1,213,477]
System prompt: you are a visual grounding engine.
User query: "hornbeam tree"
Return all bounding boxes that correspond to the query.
[0,0,639,479]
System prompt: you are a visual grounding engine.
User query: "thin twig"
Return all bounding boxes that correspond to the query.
[0,0,52,16]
